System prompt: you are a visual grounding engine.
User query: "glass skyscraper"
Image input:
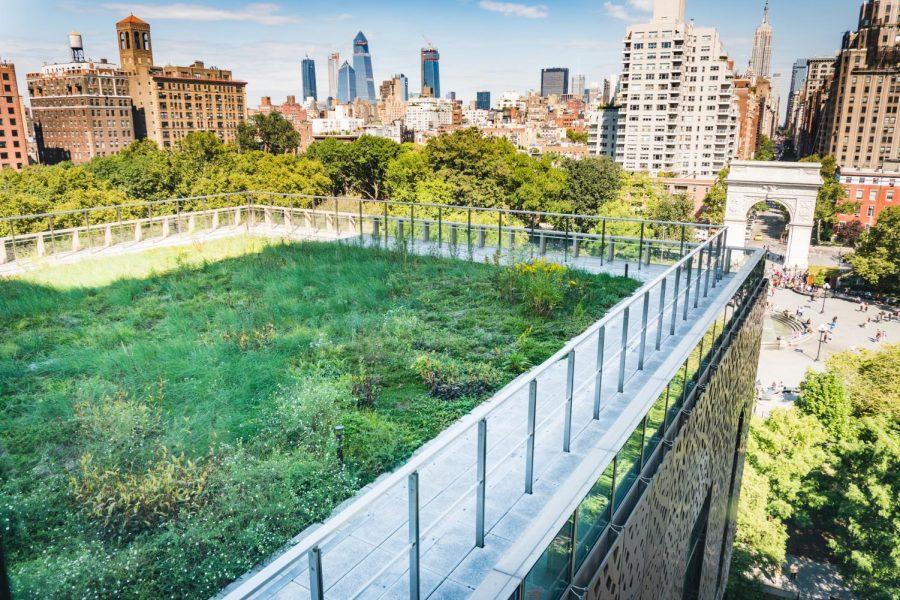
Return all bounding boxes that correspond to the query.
[337,61,356,104]
[301,57,317,101]
[540,67,569,97]
[421,45,440,99]
[352,31,376,102]
[476,91,491,111]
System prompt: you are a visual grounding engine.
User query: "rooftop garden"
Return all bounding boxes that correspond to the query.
[0,236,638,598]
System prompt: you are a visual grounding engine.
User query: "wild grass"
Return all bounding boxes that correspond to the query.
[0,236,638,599]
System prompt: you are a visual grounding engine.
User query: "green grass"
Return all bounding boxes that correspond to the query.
[0,236,638,599]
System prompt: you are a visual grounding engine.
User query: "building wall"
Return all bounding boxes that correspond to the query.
[838,164,899,229]
[0,61,28,170]
[27,62,134,165]
[588,281,765,600]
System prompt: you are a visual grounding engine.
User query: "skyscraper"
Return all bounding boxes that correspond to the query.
[616,0,737,177]
[784,59,808,128]
[421,45,440,99]
[540,68,569,97]
[327,52,340,100]
[0,59,29,170]
[301,57,317,101]
[476,91,491,110]
[352,32,376,102]
[571,73,586,99]
[337,61,356,104]
[749,1,773,77]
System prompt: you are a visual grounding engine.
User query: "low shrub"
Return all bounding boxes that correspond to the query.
[498,259,577,316]
[351,373,382,408]
[70,449,211,534]
[412,354,502,401]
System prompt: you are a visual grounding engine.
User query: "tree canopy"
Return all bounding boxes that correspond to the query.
[846,206,900,290]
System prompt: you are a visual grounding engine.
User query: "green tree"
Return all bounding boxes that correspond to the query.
[699,167,729,225]
[346,136,402,199]
[560,156,622,227]
[800,155,854,243]
[755,134,776,161]
[384,146,432,202]
[306,139,353,196]
[236,112,301,155]
[565,129,588,144]
[846,206,900,290]
[797,371,853,437]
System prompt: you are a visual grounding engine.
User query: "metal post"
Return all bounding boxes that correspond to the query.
[478,227,486,248]
[410,204,415,241]
[662,384,671,430]
[83,210,92,248]
[609,457,618,516]
[694,247,703,308]
[564,218,570,262]
[563,350,575,453]
[638,292,650,370]
[358,199,363,240]
[638,416,648,468]
[679,225,686,257]
[600,220,607,266]
[704,239,713,298]
[308,547,324,600]
[656,278,667,350]
[497,211,502,252]
[594,326,605,420]
[466,208,471,253]
[683,256,693,321]
[618,307,630,393]
[476,419,487,548]
[384,202,389,246]
[334,197,340,235]
[712,233,722,285]
[671,266,681,335]
[725,248,733,274]
[525,380,537,494]
[637,222,645,270]
[409,472,420,599]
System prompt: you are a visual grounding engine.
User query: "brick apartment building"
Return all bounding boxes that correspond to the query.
[837,159,899,231]
[0,59,29,170]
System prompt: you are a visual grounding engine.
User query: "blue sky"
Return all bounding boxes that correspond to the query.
[3,0,861,113]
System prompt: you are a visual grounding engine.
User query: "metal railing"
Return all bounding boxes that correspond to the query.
[0,192,718,272]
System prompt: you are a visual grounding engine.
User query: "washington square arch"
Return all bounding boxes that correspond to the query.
[724,161,823,270]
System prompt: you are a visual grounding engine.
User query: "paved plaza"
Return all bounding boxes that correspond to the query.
[756,284,898,415]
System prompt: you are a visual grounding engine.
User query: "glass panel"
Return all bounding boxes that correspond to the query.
[574,461,614,570]
[644,387,668,459]
[523,514,575,600]
[614,423,643,509]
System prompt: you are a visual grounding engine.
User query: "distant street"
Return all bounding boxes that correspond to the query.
[747,209,848,268]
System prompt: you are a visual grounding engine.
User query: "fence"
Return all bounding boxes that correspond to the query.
[1,192,718,273]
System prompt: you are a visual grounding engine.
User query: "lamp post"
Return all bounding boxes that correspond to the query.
[820,282,831,314]
[815,324,829,362]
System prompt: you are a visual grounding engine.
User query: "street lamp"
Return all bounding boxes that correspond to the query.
[815,324,829,362]
[820,282,831,314]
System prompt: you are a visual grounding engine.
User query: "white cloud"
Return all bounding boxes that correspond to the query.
[100,2,300,26]
[478,1,549,19]
[627,0,653,11]
[603,2,636,21]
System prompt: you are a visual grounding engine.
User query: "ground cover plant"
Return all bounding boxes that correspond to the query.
[0,236,638,599]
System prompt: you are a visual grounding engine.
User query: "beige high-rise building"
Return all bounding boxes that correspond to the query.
[116,15,247,148]
[26,33,134,165]
[0,59,29,170]
[821,0,899,169]
[749,1,773,78]
[616,0,738,178]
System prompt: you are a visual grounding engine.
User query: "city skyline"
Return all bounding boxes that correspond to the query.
[2,0,861,112]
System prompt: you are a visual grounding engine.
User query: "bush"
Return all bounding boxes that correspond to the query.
[70,449,210,534]
[499,259,574,316]
[412,354,501,401]
[341,411,413,480]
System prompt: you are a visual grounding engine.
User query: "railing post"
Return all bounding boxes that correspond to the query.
[450,223,457,247]
[104,224,113,246]
[466,208,472,254]
[384,202,389,246]
[573,233,580,258]
[594,326,605,420]
[36,232,45,257]
[608,239,615,263]
[438,206,443,248]
[679,225,686,257]
[83,210,92,248]
[525,380,537,494]
[638,291,650,371]
[683,255,693,321]
[725,248,733,274]
[704,239,713,298]
[694,247,703,308]
[539,231,546,256]
[497,211,503,254]
[358,199,363,241]
[476,419,487,548]
[600,219,607,266]
[654,279,667,352]
[478,227,486,249]
[422,221,430,242]
[671,266,681,335]
[563,350,575,453]
[618,307,629,393]
[637,222,645,270]
[409,472,420,600]
[410,204,415,242]
[564,218,570,263]
[334,197,340,236]
[308,547,324,600]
